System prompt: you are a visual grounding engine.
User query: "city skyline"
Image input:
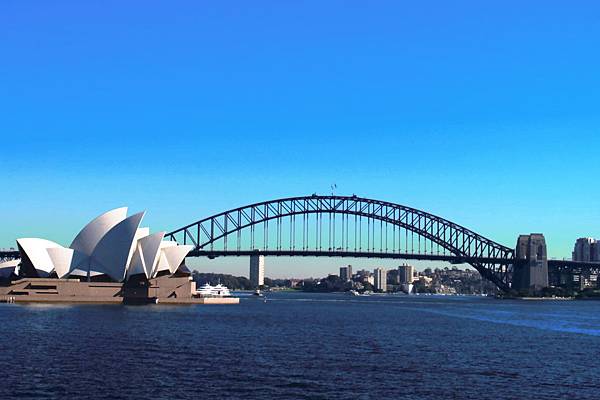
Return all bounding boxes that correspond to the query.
[3,1,600,277]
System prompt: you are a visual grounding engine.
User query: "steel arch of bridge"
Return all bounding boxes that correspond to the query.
[166,195,515,291]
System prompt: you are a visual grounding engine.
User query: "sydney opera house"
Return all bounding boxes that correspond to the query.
[0,208,236,304]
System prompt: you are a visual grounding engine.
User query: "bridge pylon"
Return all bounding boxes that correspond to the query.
[512,234,549,293]
[250,253,265,288]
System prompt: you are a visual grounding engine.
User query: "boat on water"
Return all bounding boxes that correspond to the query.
[349,290,370,297]
[195,283,232,298]
[253,289,264,297]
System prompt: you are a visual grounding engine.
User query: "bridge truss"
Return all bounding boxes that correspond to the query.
[166,195,515,291]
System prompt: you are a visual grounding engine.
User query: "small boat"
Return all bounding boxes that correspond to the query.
[253,289,264,297]
[196,283,215,297]
[194,283,232,298]
[213,284,231,297]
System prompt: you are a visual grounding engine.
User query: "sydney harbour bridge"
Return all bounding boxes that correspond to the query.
[1,195,597,292]
[162,195,597,293]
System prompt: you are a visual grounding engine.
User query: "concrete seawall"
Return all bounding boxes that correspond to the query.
[0,276,239,305]
[0,295,240,305]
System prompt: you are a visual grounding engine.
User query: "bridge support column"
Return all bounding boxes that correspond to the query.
[513,234,549,293]
[249,254,265,288]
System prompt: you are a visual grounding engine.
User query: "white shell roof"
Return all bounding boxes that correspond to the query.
[153,252,167,277]
[16,238,63,277]
[46,247,89,279]
[138,232,165,279]
[70,207,128,256]
[126,227,150,272]
[90,211,145,282]
[126,244,146,279]
[0,259,20,278]
[162,245,193,274]
[13,208,191,282]
[152,241,179,277]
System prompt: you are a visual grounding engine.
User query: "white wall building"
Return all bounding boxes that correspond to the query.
[374,267,387,292]
[250,254,265,287]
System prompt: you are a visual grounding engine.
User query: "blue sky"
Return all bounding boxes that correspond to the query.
[1,1,600,277]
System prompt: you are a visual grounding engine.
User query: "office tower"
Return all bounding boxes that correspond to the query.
[374,267,387,292]
[250,254,265,287]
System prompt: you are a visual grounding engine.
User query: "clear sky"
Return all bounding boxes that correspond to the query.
[2,1,600,278]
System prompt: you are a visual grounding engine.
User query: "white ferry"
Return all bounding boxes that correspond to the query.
[195,283,232,298]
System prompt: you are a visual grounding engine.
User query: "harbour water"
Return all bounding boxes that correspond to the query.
[2,292,600,399]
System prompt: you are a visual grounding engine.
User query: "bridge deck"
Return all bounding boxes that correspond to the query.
[189,249,517,265]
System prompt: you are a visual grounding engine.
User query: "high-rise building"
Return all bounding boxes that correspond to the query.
[339,265,353,281]
[572,238,600,262]
[249,254,265,287]
[397,264,414,284]
[356,269,374,284]
[374,267,387,292]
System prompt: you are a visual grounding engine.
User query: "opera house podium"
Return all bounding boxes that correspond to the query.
[0,207,238,304]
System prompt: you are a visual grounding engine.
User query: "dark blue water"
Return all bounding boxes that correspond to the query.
[2,293,600,399]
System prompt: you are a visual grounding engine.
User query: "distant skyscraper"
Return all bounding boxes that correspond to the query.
[249,254,265,287]
[572,238,600,262]
[339,265,353,281]
[374,267,386,292]
[397,264,414,284]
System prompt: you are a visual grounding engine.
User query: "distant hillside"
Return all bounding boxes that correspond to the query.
[191,272,253,290]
